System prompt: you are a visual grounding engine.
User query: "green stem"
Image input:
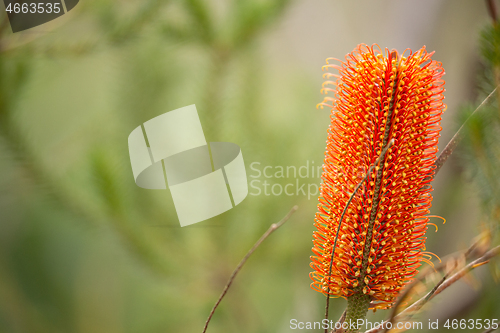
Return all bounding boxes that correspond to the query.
[345,292,371,333]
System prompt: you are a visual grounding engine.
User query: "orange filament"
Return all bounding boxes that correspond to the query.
[310,44,446,310]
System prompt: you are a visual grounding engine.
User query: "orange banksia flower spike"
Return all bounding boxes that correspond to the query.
[310,44,445,322]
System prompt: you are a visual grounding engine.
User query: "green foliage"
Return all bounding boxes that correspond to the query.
[459,103,500,225]
[480,22,500,68]
[0,53,32,130]
[457,23,500,302]
[459,21,500,236]
[0,1,329,332]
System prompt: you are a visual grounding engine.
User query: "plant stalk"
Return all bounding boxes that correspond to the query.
[345,292,371,333]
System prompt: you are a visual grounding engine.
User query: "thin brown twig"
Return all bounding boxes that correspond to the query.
[487,0,498,23]
[324,139,395,331]
[482,327,497,333]
[407,245,498,312]
[375,236,488,333]
[464,236,483,259]
[202,205,299,333]
[376,210,489,332]
[380,259,457,333]
[365,245,500,333]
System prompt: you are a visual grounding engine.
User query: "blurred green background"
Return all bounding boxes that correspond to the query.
[0,0,499,332]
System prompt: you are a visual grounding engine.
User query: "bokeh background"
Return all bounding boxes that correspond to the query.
[0,0,499,332]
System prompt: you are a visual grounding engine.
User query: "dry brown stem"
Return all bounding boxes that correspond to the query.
[487,0,498,23]
[365,245,500,333]
[202,205,299,333]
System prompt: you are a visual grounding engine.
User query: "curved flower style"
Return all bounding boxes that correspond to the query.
[310,44,445,311]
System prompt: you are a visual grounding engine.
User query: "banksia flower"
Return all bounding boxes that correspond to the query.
[310,44,445,317]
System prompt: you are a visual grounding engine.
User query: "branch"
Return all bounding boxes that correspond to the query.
[380,260,456,333]
[365,245,500,333]
[380,234,488,332]
[403,246,500,315]
[487,0,498,24]
[202,205,299,333]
